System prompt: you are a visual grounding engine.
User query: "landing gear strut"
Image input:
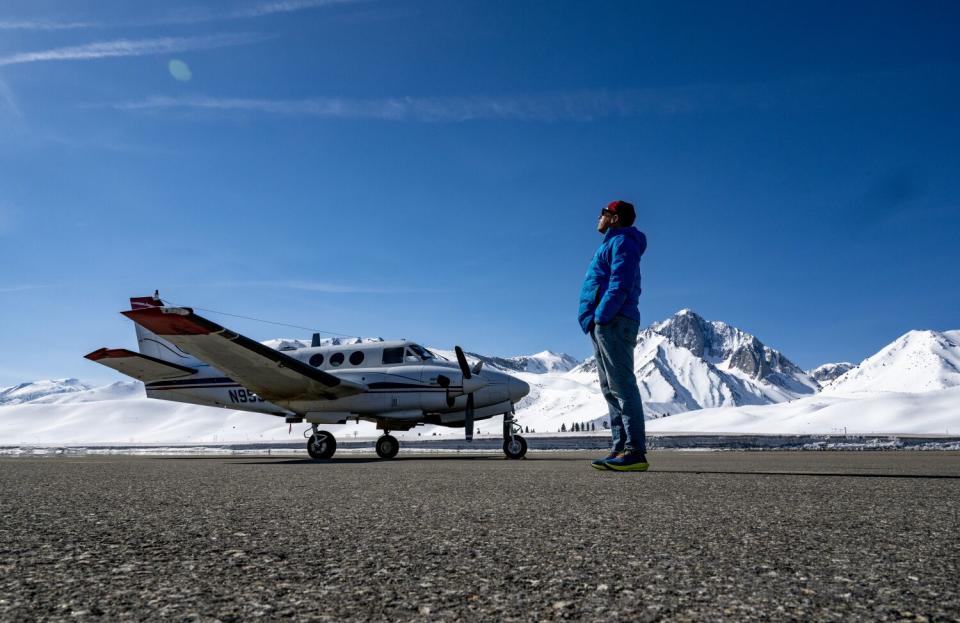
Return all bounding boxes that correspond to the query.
[306,424,337,460]
[376,434,400,459]
[502,411,527,459]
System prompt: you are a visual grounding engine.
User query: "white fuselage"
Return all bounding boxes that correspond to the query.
[143,340,529,426]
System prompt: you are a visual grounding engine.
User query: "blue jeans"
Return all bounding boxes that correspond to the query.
[590,315,646,454]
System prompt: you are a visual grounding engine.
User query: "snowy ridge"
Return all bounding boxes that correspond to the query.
[808,363,855,385]
[261,337,385,351]
[0,379,91,405]
[642,327,960,435]
[650,310,818,394]
[823,330,960,394]
[568,310,818,418]
[458,350,579,374]
[261,338,309,351]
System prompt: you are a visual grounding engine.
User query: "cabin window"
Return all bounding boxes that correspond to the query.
[330,352,345,367]
[404,349,421,363]
[349,351,364,366]
[309,353,324,367]
[382,347,404,365]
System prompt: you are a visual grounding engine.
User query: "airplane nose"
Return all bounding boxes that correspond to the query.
[509,376,530,402]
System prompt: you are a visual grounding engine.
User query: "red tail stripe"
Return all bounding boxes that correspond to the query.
[122,308,214,336]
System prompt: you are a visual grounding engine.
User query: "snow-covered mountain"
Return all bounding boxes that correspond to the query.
[644,328,960,435]
[0,379,91,405]
[3,317,959,443]
[650,309,819,395]
[822,330,960,394]
[435,310,819,434]
[262,337,384,351]
[463,350,580,374]
[808,363,855,385]
[569,309,818,416]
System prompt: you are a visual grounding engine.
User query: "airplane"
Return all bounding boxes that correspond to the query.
[84,293,531,460]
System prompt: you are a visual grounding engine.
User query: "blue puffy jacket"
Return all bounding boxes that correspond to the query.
[578,226,647,333]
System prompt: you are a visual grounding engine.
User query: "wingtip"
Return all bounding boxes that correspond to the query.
[84,347,109,361]
[84,347,136,361]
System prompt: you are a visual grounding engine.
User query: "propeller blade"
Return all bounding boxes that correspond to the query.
[472,360,484,375]
[464,393,474,442]
[455,346,471,380]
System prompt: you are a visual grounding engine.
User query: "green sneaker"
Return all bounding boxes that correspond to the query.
[606,451,649,472]
[591,452,621,470]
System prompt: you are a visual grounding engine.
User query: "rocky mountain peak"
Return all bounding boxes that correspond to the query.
[808,362,855,385]
[651,310,814,390]
[652,309,712,358]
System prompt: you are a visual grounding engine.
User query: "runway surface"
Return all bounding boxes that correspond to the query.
[1,451,958,621]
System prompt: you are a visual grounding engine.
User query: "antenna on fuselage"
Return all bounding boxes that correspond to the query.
[311,333,322,348]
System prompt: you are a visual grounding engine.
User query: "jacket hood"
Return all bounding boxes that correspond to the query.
[603,226,644,245]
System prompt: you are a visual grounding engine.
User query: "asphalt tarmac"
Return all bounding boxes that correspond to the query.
[1,451,958,622]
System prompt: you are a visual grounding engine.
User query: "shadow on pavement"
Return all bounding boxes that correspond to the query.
[220,458,960,477]
[650,470,960,479]
[231,456,517,465]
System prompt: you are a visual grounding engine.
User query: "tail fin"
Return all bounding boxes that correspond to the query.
[86,292,291,415]
[128,293,202,366]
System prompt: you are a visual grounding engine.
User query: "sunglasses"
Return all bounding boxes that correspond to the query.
[598,210,614,218]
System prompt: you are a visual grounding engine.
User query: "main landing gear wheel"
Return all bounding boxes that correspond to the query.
[375,435,399,460]
[307,431,337,460]
[503,435,527,459]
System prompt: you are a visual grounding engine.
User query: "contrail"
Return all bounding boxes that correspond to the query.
[0,33,268,67]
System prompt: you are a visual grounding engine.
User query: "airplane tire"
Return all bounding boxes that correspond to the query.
[307,431,337,460]
[503,435,527,459]
[375,435,399,460]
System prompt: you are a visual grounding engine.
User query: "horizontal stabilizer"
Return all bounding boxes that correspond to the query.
[85,348,197,382]
[121,306,365,402]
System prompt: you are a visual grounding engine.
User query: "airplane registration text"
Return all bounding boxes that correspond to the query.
[228,389,265,403]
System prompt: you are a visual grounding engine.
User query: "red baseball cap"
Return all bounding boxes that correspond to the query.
[604,200,635,222]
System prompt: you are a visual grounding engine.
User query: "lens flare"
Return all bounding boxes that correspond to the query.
[168,59,192,82]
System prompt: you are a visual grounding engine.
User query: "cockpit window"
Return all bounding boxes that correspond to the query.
[382,347,404,365]
[408,344,437,361]
[383,344,443,364]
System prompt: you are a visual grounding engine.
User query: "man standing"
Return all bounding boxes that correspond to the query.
[578,200,648,471]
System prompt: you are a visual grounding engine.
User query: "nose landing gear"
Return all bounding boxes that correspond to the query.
[306,424,337,460]
[502,411,527,459]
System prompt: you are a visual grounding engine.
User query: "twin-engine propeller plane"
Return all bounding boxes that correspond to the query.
[85,293,531,460]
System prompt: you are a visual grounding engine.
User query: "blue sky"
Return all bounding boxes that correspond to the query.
[0,0,958,386]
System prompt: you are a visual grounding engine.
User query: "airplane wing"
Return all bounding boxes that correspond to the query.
[121,307,365,402]
[84,348,197,382]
